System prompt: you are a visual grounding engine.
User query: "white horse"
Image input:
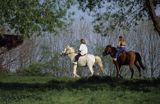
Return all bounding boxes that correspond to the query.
[61,45,106,78]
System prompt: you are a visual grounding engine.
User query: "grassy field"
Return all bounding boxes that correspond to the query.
[0,75,160,104]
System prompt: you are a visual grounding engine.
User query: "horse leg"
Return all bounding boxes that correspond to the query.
[73,65,80,78]
[135,62,142,78]
[114,62,121,78]
[118,65,123,79]
[88,65,94,77]
[129,65,134,79]
[115,66,119,78]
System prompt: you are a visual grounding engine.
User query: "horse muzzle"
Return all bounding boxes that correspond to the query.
[103,51,110,56]
[60,52,66,56]
[102,51,106,56]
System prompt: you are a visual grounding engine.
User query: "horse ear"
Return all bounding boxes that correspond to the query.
[106,44,112,48]
[108,44,112,47]
[67,45,70,48]
[67,44,71,48]
[65,44,70,48]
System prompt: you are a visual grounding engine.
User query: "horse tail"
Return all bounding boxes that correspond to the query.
[135,52,145,70]
[95,56,106,74]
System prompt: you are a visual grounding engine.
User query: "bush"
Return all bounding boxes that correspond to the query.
[0,68,9,75]
[16,63,48,76]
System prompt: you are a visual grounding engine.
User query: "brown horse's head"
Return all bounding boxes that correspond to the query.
[102,45,113,56]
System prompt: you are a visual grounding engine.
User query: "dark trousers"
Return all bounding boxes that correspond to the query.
[74,53,81,62]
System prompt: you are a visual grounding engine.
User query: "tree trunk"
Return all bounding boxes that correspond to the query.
[147,0,160,36]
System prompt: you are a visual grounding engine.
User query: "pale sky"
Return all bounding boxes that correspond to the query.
[156,4,160,16]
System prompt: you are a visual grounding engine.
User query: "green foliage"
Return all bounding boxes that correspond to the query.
[0,0,74,37]
[40,44,53,62]
[77,0,103,12]
[16,62,53,76]
[77,0,148,36]
[0,68,9,75]
[16,63,42,76]
[41,45,63,71]
[16,52,64,76]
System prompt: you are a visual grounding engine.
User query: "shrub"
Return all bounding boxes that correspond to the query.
[16,63,47,76]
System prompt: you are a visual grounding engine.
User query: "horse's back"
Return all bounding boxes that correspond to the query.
[126,51,136,54]
[78,54,95,65]
[86,54,95,62]
[87,54,95,58]
[120,51,137,64]
[125,51,137,58]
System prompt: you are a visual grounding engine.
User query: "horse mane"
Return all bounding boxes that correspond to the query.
[67,45,76,53]
[111,46,117,51]
[70,46,75,52]
[107,45,117,52]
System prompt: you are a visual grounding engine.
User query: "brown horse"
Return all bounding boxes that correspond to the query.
[103,45,145,79]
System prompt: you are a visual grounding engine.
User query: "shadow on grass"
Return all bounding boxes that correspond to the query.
[0,76,159,92]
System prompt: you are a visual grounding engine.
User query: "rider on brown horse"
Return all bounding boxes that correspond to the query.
[113,36,126,61]
[103,44,145,79]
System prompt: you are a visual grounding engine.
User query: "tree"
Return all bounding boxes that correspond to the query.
[77,0,160,36]
[147,0,160,36]
[0,0,73,37]
[0,0,74,71]
[132,21,160,77]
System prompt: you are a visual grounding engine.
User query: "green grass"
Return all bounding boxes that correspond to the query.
[0,75,160,104]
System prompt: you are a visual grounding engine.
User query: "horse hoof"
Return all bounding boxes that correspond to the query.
[75,75,80,78]
[118,75,123,79]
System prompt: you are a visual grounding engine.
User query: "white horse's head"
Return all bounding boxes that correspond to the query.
[61,45,76,56]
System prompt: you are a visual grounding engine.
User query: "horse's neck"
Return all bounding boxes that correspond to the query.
[110,47,117,57]
[68,53,77,61]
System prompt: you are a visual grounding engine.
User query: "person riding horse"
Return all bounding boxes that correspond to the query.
[73,39,88,64]
[103,44,145,79]
[61,45,105,77]
[113,36,126,61]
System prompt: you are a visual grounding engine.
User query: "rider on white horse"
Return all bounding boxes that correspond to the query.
[73,39,88,64]
[61,45,106,77]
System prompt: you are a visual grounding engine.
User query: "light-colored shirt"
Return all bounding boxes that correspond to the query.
[79,44,88,55]
[118,39,126,47]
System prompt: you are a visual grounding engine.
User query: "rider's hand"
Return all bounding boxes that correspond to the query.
[78,50,81,53]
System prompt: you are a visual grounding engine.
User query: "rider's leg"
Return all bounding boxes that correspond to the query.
[113,47,125,61]
[113,48,120,61]
[73,53,81,64]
